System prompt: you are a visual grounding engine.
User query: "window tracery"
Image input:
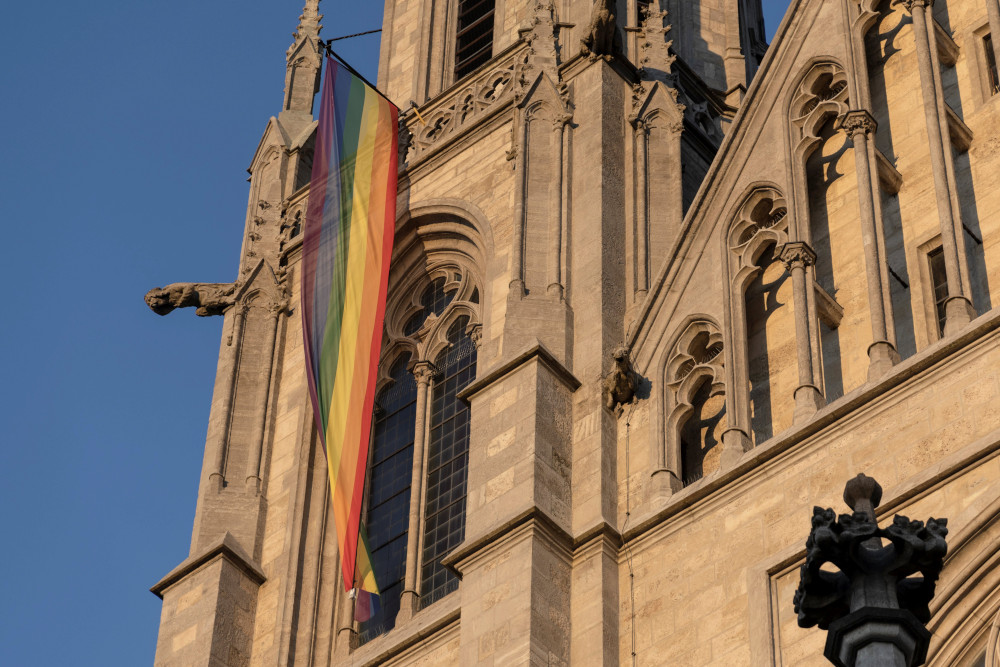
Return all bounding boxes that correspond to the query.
[723,186,799,446]
[663,318,727,487]
[357,260,481,644]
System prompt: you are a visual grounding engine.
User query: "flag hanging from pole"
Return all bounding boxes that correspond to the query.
[301,55,399,610]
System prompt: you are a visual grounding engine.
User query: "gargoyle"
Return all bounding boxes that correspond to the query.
[145,282,237,317]
[581,0,622,58]
[603,345,638,411]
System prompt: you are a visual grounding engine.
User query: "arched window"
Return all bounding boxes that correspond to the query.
[358,354,417,642]
[663,318,726,488]
[725,187,796,445]
[421,316,477,606]
[357,264,480,644]
[745,242,791,442]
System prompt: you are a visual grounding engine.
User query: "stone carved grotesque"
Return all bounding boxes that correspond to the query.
[603,345,638,411]
[145,282,237,317]
[581,0,622,58]
[794,474,948,667]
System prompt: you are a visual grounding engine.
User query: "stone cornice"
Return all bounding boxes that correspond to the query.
[457,341,581,401]
[150,531,265,599]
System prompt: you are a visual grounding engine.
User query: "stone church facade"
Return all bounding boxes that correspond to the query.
[150,0,1000,664]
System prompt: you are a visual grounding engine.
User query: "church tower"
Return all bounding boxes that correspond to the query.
[149,0,770,664]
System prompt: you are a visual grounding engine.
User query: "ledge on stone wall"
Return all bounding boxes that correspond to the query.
[150,531,265,599]
[347,592,460,667]
[457,340,581,402]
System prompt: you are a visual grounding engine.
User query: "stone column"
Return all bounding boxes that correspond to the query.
[840,110,900,380]
[510,111,529,298]
[245,301,285,493]
[904,0,974,335]
[334,560,356,658]
[398,360,436,621]
[210,304,247,491]
[549,116,570,298]
[780,242,825,423]
[721,250,753,457]
[633,118,650,298]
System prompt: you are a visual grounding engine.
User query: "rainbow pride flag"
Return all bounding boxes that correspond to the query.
[301,56,398,609]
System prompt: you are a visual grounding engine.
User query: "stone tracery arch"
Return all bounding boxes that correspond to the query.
[661,316,727,487]
[720,183,797,448]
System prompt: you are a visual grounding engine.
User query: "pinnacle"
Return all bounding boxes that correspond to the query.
[292,0,323,46]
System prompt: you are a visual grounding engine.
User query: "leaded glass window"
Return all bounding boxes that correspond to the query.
[358,354,416,644]
[420,316,477,607]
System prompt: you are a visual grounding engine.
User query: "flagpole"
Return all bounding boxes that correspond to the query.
[319,41,400,111]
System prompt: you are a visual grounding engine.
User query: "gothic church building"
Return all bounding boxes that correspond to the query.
[150,0,1000,664]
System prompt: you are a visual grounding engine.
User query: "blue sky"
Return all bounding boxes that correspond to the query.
[0,1,789,664]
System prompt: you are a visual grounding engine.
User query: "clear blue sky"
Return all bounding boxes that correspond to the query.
[0,1,789,664]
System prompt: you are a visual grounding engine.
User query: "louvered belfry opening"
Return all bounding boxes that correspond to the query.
[455,0,495,81]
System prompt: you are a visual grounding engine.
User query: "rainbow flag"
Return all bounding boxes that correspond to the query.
[301,56,398,605]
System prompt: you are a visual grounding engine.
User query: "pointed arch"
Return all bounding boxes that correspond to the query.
[654,315,726,490]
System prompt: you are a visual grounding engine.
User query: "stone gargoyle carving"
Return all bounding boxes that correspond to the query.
[603,345,638,411]
[144,282,237,317]
[581,0,622,58]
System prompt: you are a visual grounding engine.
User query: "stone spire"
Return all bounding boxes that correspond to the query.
[282,0,323,115]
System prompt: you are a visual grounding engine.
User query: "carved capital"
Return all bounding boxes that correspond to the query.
[411,361,438,386]
[467,323,484,350]
[780,242,818,270]
[898,0,932,12]
[839,109,877,138]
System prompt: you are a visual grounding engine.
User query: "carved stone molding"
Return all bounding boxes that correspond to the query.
[407,54,522,160]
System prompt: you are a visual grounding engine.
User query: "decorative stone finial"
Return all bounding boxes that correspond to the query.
[843,473,882,520]
[794,474,948,667]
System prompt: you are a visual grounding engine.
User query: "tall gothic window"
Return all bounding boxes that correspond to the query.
[455,0,495,80]
[357,266,479,643]
[420,316,477,606]
[358,354,417,643]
